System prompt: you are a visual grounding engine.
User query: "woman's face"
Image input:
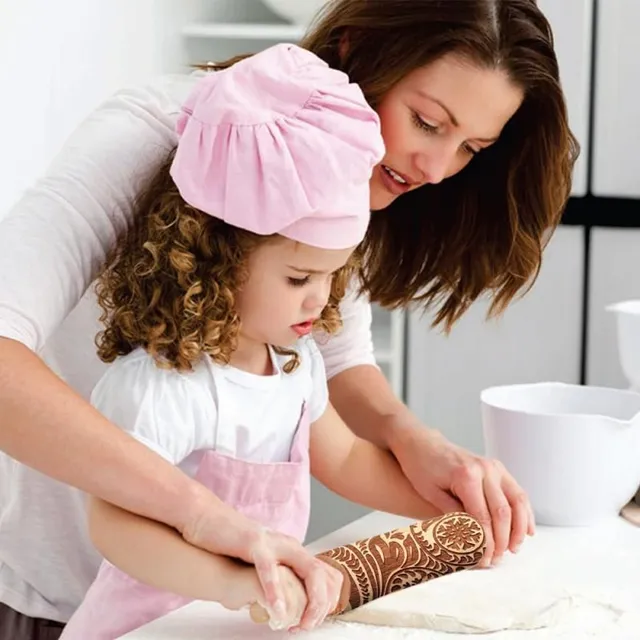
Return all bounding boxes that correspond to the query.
[370,53,525,211]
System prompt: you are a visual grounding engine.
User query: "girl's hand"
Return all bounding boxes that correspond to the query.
[258,565,308,631]
[224,562,340,632]
[183,497,342,630]
[247,528,342,630]
[245,564,341,632]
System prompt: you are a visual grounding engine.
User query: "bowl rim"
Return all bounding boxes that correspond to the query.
[480,381,640,425]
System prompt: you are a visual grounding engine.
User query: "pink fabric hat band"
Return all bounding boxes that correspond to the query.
[170,43,385,250]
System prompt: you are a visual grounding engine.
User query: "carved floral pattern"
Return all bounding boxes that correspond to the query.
[317,512,486,614]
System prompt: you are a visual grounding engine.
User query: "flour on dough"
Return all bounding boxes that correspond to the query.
[338,568,574,634]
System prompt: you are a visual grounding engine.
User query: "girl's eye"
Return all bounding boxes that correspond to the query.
[288,276,310,287]
[412,111,438,133]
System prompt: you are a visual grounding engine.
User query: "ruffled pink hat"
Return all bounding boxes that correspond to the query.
[170,43,384,250]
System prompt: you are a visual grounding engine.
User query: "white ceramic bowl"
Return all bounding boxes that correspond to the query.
[261,0,328,25]
[607,300,640,392]
[481,382,640,526]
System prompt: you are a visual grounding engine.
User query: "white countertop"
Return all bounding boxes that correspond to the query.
[121,512,640,639]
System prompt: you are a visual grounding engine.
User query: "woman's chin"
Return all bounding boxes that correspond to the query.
[369,182,398,211]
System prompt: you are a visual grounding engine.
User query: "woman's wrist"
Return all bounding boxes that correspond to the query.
[385,410,426,454]
[179,479,262,559]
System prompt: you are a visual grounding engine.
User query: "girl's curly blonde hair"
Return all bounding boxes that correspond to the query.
[94,152,357,373]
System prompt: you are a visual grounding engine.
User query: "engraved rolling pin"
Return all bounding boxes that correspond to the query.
[249,512,486,624]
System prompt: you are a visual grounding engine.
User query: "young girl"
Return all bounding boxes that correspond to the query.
[59,44,442,639]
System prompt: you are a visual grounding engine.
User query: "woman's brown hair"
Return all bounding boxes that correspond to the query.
[94,153,355,372]
[208,0,578,330]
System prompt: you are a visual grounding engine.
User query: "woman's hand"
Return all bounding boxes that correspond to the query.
[182,492,342,630]
[391,427,535,567]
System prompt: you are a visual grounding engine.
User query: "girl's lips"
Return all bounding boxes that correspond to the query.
[291,320,314,336]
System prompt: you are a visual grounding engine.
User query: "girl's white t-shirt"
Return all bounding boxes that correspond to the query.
[92,340,327,471]
[0,73,377,622]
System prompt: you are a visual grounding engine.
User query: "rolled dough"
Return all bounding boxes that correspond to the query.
[337,567,574,634]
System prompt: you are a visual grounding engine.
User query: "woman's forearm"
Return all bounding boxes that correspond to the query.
[328,364,424,450]
[0,338,221,535]
[89,498,260,605]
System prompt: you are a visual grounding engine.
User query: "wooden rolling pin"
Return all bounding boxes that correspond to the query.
[249,512,486,624]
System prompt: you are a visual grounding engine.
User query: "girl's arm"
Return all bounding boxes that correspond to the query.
[309,402,442,520]
[89,496,261,608]
[88,496,315,627]
[75,352,336,631]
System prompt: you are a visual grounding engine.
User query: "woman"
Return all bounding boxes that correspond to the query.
[0,0,577,636]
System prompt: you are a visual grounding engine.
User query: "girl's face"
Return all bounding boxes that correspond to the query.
[369,53,525,211]
[235,238,354,356]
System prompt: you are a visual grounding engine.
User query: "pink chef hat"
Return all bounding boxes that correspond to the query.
[170,43,385,250]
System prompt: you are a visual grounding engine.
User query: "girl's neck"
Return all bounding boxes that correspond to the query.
[229,337,273,376]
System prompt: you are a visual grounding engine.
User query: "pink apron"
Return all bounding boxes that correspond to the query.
[61,370,311,640]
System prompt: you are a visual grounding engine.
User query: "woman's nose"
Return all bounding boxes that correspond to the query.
[415,140,459,185]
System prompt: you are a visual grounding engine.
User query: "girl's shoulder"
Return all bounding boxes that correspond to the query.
[291,337,328,398]
[91,348,213,405]
[90,349,216,463]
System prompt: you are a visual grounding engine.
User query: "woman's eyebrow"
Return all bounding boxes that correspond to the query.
[415,90,498,143]
[416,90,460,126]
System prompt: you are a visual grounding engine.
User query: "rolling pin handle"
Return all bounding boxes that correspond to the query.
[249,601,270,624]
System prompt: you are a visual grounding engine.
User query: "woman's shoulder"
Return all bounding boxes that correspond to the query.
[0,73,206,354]
[104,71,203,124]
[72,71,202,168]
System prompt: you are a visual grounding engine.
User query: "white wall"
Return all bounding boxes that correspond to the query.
[406,227,585,455]
[587,228,640,390]
[0,0,212,216]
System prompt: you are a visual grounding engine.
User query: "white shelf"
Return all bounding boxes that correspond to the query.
[182,22,305,41]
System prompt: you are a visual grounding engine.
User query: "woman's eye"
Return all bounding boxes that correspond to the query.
[288,276,310,287]
[413,110,482,157]
[412,111,438,133]
[463,143,480,156]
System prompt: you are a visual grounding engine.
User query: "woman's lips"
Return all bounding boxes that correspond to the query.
[379,164,412,196]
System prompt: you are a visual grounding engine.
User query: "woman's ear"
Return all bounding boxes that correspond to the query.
[338,30,350,62]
